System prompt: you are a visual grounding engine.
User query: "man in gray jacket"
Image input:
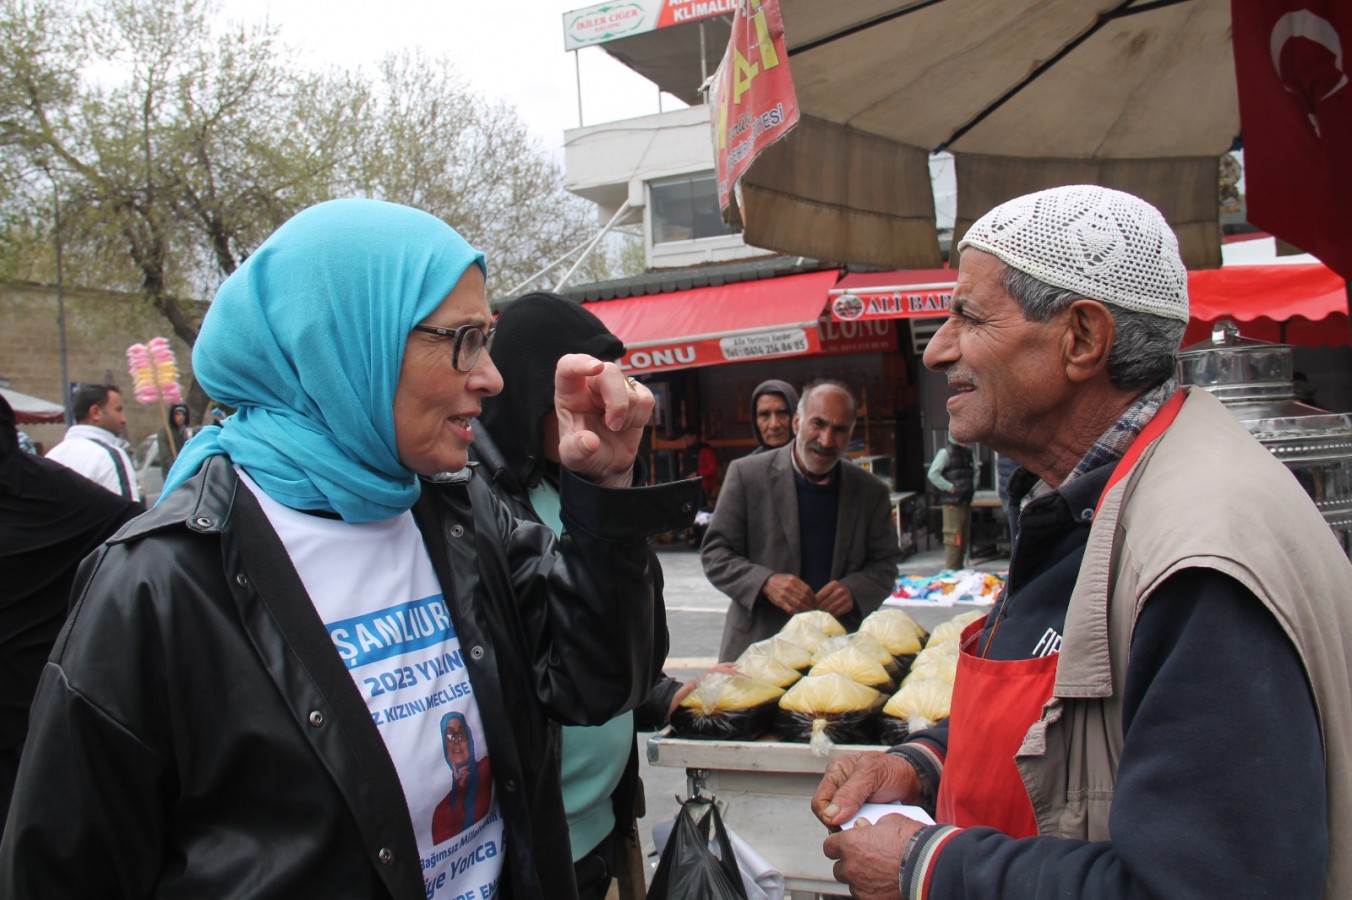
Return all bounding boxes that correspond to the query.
[702,380,901,661]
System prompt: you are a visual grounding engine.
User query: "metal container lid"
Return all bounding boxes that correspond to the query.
[1177,321,1352,441]
[1176,321,1293,404]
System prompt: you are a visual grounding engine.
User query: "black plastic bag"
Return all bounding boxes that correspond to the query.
[647,797,748,900]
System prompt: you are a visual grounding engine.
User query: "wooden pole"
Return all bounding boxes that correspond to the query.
[158,400,177,460]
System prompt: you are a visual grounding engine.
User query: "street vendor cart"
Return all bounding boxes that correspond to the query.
[646,730,879,899]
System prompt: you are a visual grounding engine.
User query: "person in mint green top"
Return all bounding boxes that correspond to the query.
[471,292,725,899]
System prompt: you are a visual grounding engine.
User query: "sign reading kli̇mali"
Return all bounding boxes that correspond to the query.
[710,0,799,214]
[562,0,738,51]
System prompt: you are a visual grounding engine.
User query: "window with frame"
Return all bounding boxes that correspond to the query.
[650,175,738,244]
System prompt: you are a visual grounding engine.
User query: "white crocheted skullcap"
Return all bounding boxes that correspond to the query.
[958,185,1189,322]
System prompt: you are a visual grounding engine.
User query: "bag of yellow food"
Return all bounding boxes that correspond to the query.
[670,673,786,741]
[776,673,884,755]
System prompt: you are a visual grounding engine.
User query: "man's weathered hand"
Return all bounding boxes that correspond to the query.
[812,751,921,830]
[823,814,924,900]
[763,573,816,614]
[814,580,854,618]
[554,354,653,488]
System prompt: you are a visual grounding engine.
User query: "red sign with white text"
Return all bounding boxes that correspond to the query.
[711,0,800,212]
[656,0,738,28]
[828,283,956,322]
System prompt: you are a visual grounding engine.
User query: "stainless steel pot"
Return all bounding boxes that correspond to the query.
[1177,322,1352,557]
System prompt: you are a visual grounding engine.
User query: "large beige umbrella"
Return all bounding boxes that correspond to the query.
[732,0,1237,270]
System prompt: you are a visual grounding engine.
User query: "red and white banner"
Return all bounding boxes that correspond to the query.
[618,326,820,374]
[562,0,737,50]
[1232,0,1352,280]
[614,316,896,373]
[710,0,799,212]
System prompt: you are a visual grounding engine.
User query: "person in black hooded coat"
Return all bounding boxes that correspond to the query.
[0,394,139,829]
[470,292,726,900]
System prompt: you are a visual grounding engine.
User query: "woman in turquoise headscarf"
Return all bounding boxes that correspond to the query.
[0,199,700,900]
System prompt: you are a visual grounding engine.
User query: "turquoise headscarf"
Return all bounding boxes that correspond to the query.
[160,199,486,522]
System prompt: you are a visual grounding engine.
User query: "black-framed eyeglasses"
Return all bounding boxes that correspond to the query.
[411,323,496,373]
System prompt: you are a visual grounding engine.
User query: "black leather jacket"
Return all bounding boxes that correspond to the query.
[0,455,698,899]
[470,432,685,852]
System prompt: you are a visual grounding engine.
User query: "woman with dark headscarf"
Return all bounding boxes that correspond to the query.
[749,379,799,453]
[0,395,138,832]
[0,200,698,900]
[474,292,732,899]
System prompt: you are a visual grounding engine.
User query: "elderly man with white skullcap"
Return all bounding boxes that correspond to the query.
[812,185,1352,899]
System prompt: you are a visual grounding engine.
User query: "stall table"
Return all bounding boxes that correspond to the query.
[647,729,884,899]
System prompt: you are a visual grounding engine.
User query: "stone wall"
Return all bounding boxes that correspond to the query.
[0,280,200,453]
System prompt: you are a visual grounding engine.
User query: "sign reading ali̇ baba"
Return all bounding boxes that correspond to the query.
[562,0,737,51]
[829,282,956,323]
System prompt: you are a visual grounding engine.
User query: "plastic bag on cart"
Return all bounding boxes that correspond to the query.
[651,798,784,900]
[648,794,778,897]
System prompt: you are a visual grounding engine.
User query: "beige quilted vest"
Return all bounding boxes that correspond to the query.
[1012,388,1352,897]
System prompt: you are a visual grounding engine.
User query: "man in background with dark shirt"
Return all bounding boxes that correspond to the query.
[703,380,901,661]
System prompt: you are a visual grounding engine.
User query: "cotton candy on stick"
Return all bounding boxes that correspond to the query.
[126,343,161,405]
[147,337,182,405]
[129,337,187,457]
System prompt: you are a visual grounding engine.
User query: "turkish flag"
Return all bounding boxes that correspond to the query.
[1232,1,1352,281]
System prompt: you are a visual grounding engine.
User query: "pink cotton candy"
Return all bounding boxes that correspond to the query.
[127,338,183,405]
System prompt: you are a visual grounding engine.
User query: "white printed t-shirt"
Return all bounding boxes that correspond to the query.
[241,472,504,899]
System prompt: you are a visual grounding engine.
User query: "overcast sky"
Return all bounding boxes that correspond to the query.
[213,0,689,157]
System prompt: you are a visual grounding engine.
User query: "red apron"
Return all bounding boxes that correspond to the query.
[935,391,1186,837]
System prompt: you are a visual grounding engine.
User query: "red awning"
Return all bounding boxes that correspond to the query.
[832,263,1349,348]
[0,387,65,425]
[829,269,956,322]
[582,269,841,374]
[1184,263,1349,348]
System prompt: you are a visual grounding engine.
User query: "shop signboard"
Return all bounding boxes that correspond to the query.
[618,325,820,374]
[709,0,799,212]
[828,281,956,323]
[816,315,897,355]
[562,0,737,51]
